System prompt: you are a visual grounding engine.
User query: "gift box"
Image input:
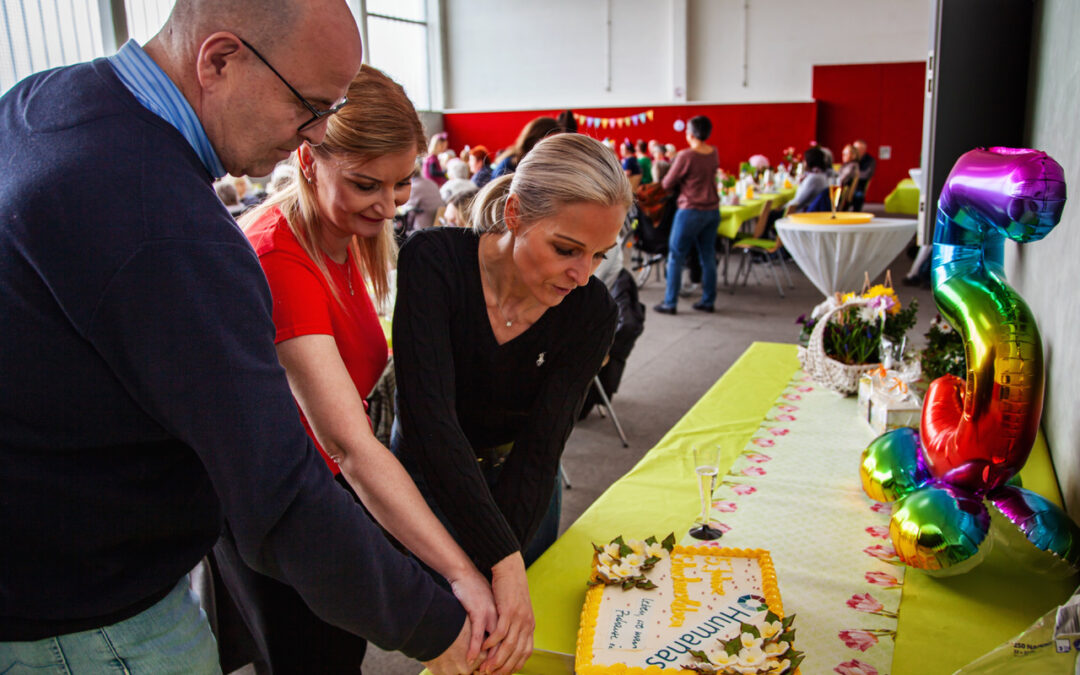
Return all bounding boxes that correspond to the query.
[860,365,923,435]
[869,388,922,436]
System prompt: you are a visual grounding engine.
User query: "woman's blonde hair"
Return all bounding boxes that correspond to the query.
[241,64,424,307]
[471,133,633,235]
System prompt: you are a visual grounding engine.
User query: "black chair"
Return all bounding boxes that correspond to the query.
[628,193,676,287]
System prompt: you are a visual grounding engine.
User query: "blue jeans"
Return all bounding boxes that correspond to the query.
[0,577,220,674]
[663,207,720,307]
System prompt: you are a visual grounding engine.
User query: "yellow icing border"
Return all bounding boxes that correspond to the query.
[576,546,785,675]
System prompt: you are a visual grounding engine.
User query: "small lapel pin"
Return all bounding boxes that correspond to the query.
[536,352,546,367]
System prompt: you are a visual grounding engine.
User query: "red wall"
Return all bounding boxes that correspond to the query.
[443,102,818,176]
[813,62,926,203]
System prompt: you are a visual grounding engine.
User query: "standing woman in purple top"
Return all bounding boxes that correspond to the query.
[655,115,720,314]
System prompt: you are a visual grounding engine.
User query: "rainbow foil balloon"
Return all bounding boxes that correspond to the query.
[860,147,1080,576]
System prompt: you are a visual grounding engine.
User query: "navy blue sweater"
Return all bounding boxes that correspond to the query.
[0,60,464,656]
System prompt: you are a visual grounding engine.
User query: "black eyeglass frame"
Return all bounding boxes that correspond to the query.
[238,37,348,132]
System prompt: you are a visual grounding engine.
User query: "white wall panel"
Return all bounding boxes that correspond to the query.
[444,0,930,110]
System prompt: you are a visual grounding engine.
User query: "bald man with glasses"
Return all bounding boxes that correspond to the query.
[0,1,478,673]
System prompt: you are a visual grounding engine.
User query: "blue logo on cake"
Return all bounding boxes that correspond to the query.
[737,594,768,612]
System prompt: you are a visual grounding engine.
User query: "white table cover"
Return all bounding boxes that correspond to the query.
[776,217,917,296]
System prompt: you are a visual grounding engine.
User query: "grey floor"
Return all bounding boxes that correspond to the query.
[272,207,936,675]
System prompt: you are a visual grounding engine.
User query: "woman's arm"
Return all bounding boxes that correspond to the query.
[661,151,689,192]
[276,334,496,659]
[394,232,535,674]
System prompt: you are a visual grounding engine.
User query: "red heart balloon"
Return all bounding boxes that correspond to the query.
[920,373,1034,494]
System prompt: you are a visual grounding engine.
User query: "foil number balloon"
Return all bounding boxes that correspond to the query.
[860,147,1080,576]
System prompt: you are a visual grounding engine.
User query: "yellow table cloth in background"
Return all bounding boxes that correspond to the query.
[883,178,919,216]
[719,187,796,239]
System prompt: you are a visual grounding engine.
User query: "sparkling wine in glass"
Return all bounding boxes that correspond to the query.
[690,446,723,540]
[829,179,843,219]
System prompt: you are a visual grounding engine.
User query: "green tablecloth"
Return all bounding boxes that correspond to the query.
[523,342,1075,673]
[884,179,919,216]
[719,188,796,239]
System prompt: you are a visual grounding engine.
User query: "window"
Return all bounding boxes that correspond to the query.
[362,0,432,111]
[0,0,104,94]
[124,0,172,45]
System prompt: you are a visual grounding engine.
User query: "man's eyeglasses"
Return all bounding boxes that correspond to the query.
[238,37,348,132]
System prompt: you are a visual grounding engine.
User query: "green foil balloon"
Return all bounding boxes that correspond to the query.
[890,484,990,576]
[860,428,931,502]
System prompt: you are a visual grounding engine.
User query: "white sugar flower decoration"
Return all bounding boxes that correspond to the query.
[624,553,645,568]
[738,645,766,667]
[611,562,633,578]
[770,659,791,674]
[740,633,763,650]
[596,564,614,580]
[604,543,621,558]
[628,539,646,556]
[764,640,789,656]
[645,541,668,559]
[710,650,738,667]
[760,620,782,639]
[598,552,615,566]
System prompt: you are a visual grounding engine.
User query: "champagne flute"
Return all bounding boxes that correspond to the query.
[829,177,843,219]
[690,445,723,540]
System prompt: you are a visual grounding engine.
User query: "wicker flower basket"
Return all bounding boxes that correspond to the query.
[798,300,881,395]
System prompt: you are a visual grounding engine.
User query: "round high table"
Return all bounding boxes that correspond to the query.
[775,216,917,296]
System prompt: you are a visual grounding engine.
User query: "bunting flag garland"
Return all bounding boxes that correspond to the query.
[573,110,655,132]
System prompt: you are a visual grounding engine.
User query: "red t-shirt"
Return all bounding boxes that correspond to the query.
[246,206,389,474]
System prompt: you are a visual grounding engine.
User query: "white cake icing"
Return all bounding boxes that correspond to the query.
[577,547,784,674]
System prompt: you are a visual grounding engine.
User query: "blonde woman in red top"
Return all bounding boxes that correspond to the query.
[220,65,505,675]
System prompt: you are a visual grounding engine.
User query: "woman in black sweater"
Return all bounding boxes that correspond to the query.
[391,133,630,675]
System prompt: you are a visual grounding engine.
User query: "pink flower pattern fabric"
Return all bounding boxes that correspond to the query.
[865,525,890,539]
[864,571,900,588]
[741,466,766,477]
[744,452,772,463]
[846,593,883,614]
[751,438,775,448]
[839,630,878,652]
[834,659,879,675]
[863,544,900,564]
[731,484,756,496]
[712,500,738,513]
[869,502,892,515]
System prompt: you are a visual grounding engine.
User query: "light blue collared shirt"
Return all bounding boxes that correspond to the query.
[107,40,226,179]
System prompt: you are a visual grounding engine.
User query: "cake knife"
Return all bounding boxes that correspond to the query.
[516,647,575,674]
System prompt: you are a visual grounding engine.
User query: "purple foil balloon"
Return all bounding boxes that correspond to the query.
[988,485,1080,570]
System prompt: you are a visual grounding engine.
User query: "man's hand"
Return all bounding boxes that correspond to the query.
[478,552,534,675]
[422,619,484,675]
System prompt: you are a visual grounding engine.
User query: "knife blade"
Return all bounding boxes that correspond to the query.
[516,647,575,675]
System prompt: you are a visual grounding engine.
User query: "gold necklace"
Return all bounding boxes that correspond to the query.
[479,245,514,328]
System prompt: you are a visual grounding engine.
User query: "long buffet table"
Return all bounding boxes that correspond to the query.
[524,342,1076,674]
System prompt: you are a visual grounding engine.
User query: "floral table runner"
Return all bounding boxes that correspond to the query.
[680,370,903,675]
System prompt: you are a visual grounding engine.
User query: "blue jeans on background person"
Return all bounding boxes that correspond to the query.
[0,576,220,675]
[663,207,720,308]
